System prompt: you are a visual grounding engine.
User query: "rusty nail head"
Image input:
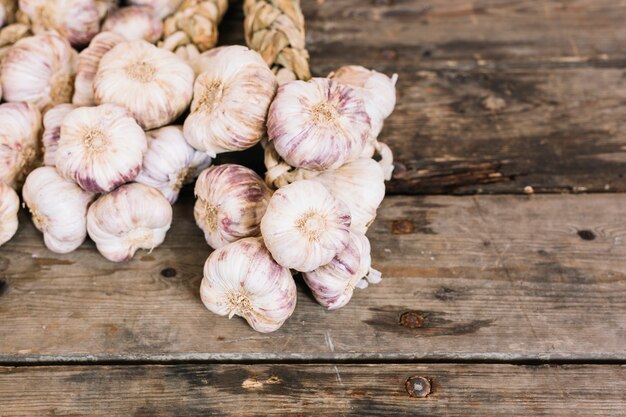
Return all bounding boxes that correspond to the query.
[406,376,431,398]
[399,311,425,328]
[392,220,414,235]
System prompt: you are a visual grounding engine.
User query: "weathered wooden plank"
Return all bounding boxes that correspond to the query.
[220,1,626,194]
[0,193,624,362]
[0,364,624,416]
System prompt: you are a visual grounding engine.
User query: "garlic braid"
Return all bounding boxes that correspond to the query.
[243,0,311,83]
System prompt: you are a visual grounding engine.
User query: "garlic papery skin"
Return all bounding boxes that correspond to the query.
[0,0,17,28]
[102,6,163,43]
[303,230,381,310]
[94,39,194,130]
[267,77,370,171]
[263,139,319,190]
[135,125,210,204]
[128,0,183,19]
[0,102,42,188]
[0,33,77,111]
[0,22,31,64]
[194,164,271,249]
[87,182,173,262]
[56,104,148,193]
[18,0,100,48]
[0,181,19,247]
[95,0,118,20]
[312,158,385,234]
[73,31,125,107]
[22,167,96,253]
[184,45,277,157]
[200,237,297,333]
[184,149,212,184]
[260,180,351,272]
[42,103,76,166]
[329,65,398,137]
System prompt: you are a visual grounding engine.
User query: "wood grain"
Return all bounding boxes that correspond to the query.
[219,0,626,194]
[0,192,624,362]
[0,364,624,416]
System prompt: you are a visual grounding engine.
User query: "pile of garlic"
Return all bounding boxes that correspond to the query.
[0,0,397,334]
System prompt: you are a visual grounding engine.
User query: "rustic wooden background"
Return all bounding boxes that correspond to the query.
[1,0,625,415]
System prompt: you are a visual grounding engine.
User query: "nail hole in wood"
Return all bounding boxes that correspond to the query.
[577,230,595,241]
[161,268,177,278]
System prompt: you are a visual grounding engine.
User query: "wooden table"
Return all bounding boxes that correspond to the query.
[1,1,625,415]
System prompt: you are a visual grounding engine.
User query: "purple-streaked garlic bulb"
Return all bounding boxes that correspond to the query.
[329,65,398,137]
[260,180,351,272]
[22,167,96,253]
[102,6,163,43]
[303,230,381,310]
[312,158,386,233]
[0,181,19,247]
[194,164,272,249]
[0,102,42,188]
[55,104,147,193]
[0,33,77,111]
[94,39,194,130]
[135,125,211,204]
[267,77,371,171]
[87,182,173,262]
[73,31,125,106]
[200,237,297,333]
[42,103,76,166]
[127,0,183,19]
[184,45,277,157]
[19,0,100,48]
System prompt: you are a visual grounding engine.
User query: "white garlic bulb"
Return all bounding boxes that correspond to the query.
[102,6,163,43]
[0,33,77,111]
[303,231,381,310]
[94,39,194,130]
[42,103,76,166]
[87,182,173,262]
[194,164,271,249]
[128,0,183,19]
[312,158,385,233]
[22,166,96,253]
[267,77,370,171]
[56,104,147,193]
[0,181,19,247]
[184,45,277,157]
[0,102,42,188]
[261,180,351,272]
[200,237,297,333]
[135,125,211,204]
[329,65,398,137]
[18,0,100,47]
[73,31,124,107]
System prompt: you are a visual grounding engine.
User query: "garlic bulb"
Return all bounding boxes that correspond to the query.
[56,104,147,193]
[0,33,77,111]
[0,22,31,63]
[102,6,163,43]
[194,164,271,249]
[312,158,385,233]
[18,0,100,47]
[128,0,183,19]
[73,31,124,106]
[135,125,211,204]
[303,231,381,310]
[200,237,297,333]
[267,77,370,171]
[22,167,96,253]
[42,103,76,166]
[87,182,173,262]
[329,65,398,137]
[0,102,42,188]
[0,181,19,247]
[94,39,194,130]
[184,45,277,157]
[261,180,351,272]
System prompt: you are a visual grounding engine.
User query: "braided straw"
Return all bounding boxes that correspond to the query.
[159,0,229,61]
[243,0,311,83]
